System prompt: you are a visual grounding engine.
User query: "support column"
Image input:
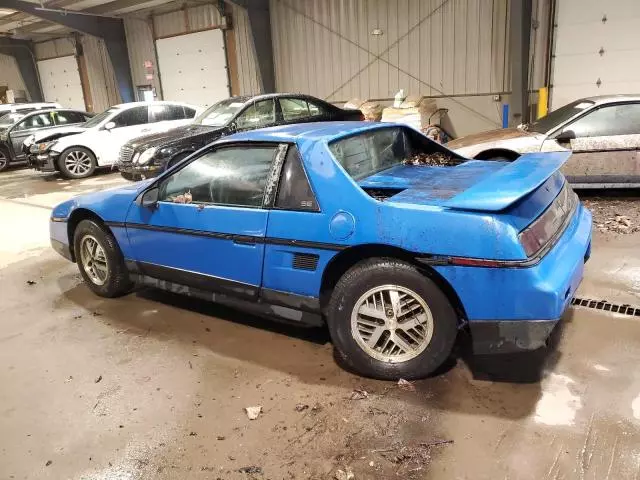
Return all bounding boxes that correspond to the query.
[0,38,43,102]
[4,0,134,103]
[509,0,533,126]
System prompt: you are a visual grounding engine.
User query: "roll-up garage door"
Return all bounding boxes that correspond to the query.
[37,55,85,110]
[551,0,640,109]
[156,29,229,108]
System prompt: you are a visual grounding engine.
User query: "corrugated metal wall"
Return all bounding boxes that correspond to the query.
[124,16,162,98]
[270,0,511,102]
[82,35,121,112]
[230,3,262,95]
[33,38,75,60]
[153,4,223,38]
[0,53,28,98]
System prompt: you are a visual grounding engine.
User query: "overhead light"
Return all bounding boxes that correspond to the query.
[371,28,383,36]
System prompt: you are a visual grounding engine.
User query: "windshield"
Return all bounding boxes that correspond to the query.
[82,108,117,128]
[194,98,246,127]
[528,99,595,133]
[329,127,410,180]
[0,112,25,128]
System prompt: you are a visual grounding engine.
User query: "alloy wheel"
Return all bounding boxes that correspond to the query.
[64,150,92,176]
[0,151,7,170]
[351,285,434,363]
[79,235,109,285]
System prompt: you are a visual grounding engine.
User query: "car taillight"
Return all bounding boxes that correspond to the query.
[519,183,578,257]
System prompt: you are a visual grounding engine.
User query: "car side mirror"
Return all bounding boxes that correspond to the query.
[140,187,159,209]
[227,121,237,133]
[104,121,116,131]
[555,129,576,143]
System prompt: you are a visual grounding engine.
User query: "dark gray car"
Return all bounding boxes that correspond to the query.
[0,109,92,172]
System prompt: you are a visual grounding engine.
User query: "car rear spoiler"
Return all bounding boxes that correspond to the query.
[443,151,571,212]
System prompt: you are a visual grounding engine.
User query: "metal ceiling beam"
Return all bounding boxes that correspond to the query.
[226,0,275,93]
[0,37,43,101]
[4,0,134,103]
[0,0,76,28]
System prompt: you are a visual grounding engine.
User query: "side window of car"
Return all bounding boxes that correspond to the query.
[13,112,53,131]
[149,104,186,122]
[184,107,196,118]
[55,111,86,125]
[565,103,640,138]
[281,98,312,121]
[158,145,278,207]
[275,145,320,212]
[307,100,327,117]
[235,99,276,130]
[112,106,149,128]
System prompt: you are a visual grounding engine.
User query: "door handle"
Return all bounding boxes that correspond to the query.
[233,236,258,245]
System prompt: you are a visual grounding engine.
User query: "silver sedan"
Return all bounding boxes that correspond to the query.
[447,95,640,188]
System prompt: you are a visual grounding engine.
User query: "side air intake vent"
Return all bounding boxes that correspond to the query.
[293,253,319,271]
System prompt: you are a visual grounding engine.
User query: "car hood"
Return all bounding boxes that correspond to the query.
[359,151,571,211]
[34,125,87,143]
[127,124,221,151]
[446,127,538,149]
[51,179,153,222]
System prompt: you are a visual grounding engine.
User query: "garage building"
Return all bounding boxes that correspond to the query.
[0,0,638,136]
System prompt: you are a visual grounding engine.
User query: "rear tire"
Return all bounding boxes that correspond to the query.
[58,147,97,179]
[327,258,458,380]
[0,147,10,172]
[73,219,132,298]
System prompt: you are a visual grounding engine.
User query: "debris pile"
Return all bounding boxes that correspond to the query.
[403,152,458,167]
[582,197,640,234]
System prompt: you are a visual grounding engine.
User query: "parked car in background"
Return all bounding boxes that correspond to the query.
[447,95,640,188]
[117,93,364,180]
[0,109,92,172]
[50,122,591,379]
[28,101,200,179]
[0,102,61,120]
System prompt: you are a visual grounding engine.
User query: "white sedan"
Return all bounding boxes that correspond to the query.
[27,101,200,178]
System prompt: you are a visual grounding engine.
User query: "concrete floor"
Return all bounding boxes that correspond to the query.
[1,168,640,480]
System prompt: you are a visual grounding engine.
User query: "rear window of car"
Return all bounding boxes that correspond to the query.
[329,127,410,180]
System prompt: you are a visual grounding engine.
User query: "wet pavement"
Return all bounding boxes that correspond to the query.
[1,168,640,479]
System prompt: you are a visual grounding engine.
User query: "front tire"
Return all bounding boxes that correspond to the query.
[120,171,142,182]
[73,220,132,298]
[327,258,458,380]
[58,147,97,179]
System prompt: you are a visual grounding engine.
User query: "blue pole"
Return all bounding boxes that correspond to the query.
[502,104,509,128]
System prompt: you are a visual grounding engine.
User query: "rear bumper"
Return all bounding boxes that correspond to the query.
[435,204,592,353]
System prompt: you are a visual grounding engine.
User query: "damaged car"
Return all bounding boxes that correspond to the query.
[0,108,92,172]
[447,95,640,188]
[49,122,591,379]
[28,101,199,179]
[117,93,364,181]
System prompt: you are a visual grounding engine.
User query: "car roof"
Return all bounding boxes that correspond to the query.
[225,93,334,105]
[0,102,59,111]
[583,94,640,104]
[221,121,391,144]
[20,108,87,117]
[111,101,198,109]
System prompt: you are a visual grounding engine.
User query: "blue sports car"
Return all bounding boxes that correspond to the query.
[50,122,592,379]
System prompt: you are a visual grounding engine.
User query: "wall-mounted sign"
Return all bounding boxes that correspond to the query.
[143,60,153,68]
